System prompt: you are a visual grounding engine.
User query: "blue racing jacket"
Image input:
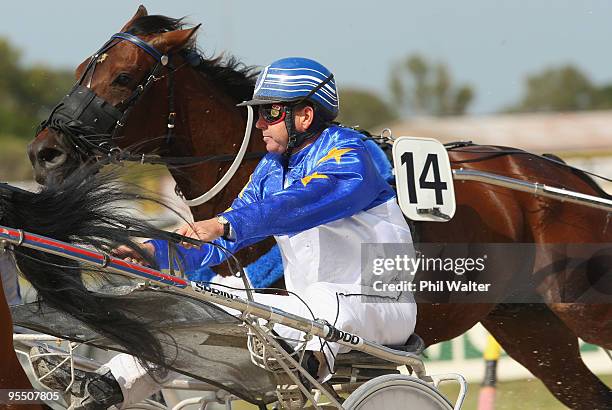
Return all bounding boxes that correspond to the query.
[149,125,398,275]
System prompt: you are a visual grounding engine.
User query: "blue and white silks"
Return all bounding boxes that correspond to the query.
[150,125,398,289]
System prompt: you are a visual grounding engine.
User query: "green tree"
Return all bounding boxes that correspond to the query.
[336,88,398,130]
[508,65,596,112]
[594,85,612,110]
[389,54,474,116]
[0,38,23,114]
[0,36,74,138]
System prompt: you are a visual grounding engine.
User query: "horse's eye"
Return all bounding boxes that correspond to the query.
[113,73,132,87]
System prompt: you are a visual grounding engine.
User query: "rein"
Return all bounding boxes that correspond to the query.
[444,142,612,183]
[353,130,612,185]
[117,151,265,167]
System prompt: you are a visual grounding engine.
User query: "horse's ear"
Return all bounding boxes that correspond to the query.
[119,5,148,32]
[151,25,201,53]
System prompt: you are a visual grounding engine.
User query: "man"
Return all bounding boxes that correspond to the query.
[152,55,417,372]
[34,57,417,409]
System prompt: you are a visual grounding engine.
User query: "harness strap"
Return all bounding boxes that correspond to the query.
[166,68,176,145]
[120,151,266,166]
[111,62,166,140]
[111,33,165,62]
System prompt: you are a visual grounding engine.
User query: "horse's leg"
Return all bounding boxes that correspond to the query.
[548,303,612,350]
[519,170,612,349]
[537,245,612,349]
[483,303,612,410]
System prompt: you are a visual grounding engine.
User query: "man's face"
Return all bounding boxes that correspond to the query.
[256,104,290,154]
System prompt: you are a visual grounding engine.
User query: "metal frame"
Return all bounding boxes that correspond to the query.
[14,328,467,410]
[453,168,612,212]
[4,225,467,409]
[12,335,240,410]
[383,131,611,213]
[0,225,427,374]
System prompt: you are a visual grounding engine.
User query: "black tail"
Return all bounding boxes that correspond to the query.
[0,166,181,377]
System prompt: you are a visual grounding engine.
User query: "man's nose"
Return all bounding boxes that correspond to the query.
[255,115,267,130]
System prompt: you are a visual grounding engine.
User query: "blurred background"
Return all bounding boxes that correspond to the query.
[1,1,610,408]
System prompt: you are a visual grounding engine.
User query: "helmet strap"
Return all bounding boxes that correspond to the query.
[282,104,321,158]
[281,74,335,158]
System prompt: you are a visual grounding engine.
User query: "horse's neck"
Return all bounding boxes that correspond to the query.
[167,71,265,220]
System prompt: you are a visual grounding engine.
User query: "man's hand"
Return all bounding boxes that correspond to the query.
[112,243,155,265]
[175,218,224,248]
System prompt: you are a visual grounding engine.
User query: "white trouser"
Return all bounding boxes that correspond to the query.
[253,282,416,378]
[107,276,417,408]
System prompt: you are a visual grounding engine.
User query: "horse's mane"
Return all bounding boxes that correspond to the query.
[541,153,612,200]
[560,165,612,200]
[129,15,258,103]
[0,167,181,377]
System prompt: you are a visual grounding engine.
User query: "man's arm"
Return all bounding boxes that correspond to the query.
[147,234,262,272]
[223,139,390,242]
[149,171,264,272]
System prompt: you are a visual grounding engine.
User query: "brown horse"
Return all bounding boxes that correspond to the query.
[0,279,44,410]
[27,7,611,408]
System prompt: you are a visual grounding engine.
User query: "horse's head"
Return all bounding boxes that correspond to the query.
[28,6,199,184]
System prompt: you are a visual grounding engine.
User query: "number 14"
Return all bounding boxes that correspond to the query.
[401,152,448,205]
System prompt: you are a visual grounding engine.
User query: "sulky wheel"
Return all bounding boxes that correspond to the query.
[343,374,454,410]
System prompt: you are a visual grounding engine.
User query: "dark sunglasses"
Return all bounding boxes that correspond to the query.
[258,104,287,125]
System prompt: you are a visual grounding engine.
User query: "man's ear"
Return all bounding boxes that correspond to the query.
[295,105,315,132]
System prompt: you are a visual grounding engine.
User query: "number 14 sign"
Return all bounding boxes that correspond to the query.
[391,137,456,222]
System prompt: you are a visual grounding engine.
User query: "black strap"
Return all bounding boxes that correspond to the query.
[281,73,336,158]
[166,68,176,145]
[353,127,612,185]
[114,150,266,167]
[296,74,334,105]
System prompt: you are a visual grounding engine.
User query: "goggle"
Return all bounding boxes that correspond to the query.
[258,104,287,125]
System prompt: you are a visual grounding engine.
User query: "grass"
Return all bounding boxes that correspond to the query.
[220,374,612,409]
[438,374,612,410]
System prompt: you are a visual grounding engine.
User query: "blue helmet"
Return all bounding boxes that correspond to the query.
[238,57,339,119]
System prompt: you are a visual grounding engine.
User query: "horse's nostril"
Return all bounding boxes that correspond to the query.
[37,147,65,165]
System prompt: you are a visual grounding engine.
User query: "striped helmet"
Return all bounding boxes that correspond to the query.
[237,57,339,119]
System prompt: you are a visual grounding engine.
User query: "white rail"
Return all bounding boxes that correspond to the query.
[453,168,612,212]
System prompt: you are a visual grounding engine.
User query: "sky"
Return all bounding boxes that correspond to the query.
[1,0,611,114]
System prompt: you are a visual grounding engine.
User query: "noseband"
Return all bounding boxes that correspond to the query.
[39,32,178,158]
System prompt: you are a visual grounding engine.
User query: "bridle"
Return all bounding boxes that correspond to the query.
[38,31,260,207]
[38,31,181,159]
